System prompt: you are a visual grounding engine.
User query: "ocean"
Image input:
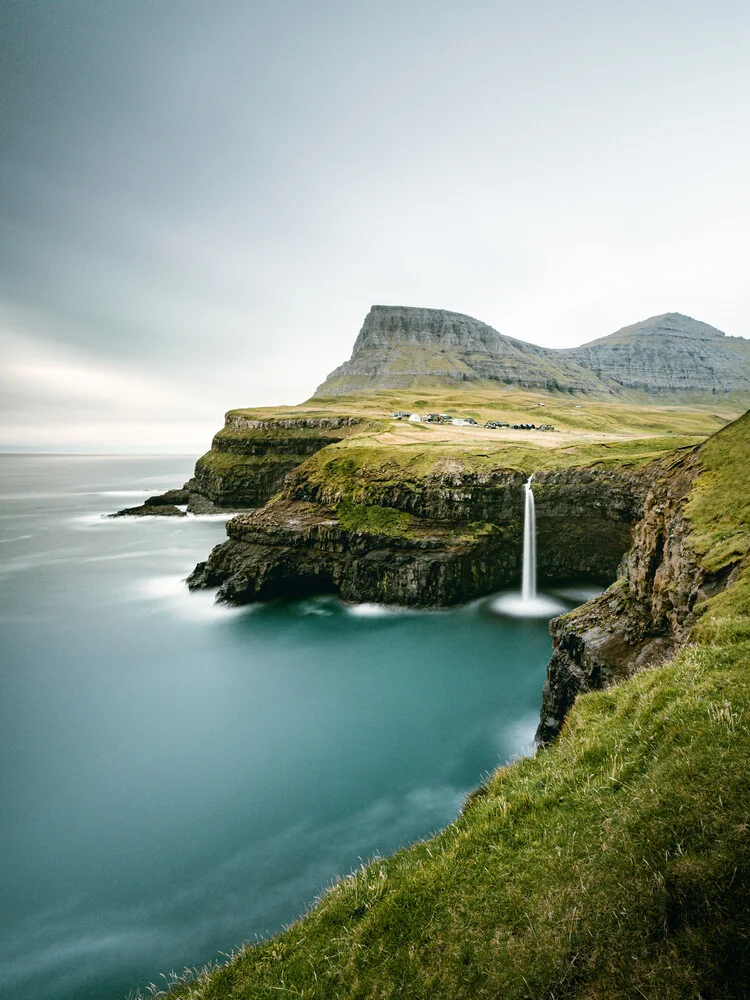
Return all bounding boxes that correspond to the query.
[0,454,599,1000]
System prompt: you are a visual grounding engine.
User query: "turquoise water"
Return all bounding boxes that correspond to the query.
[0,455,599,1000]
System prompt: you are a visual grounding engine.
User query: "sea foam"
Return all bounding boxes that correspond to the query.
[489,593,567,618]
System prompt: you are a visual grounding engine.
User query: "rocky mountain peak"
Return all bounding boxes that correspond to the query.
[354,305,521,354]
[564,313,750,394]
[578,312,729,348]
[316,305,601,396]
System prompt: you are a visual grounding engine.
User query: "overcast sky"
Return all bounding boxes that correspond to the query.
[2,0,749,451]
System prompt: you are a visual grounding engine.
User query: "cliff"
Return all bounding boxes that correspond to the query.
[315,305,750,398]
[190,415,365,509]
[188,457,650,606]
[188,497,510,606]
[185,397,736,608]
[112,414,367,516]
[538,410,750,741]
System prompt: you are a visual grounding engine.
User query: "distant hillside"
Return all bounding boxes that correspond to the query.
[563,313,750,393]
[314,306,750,398]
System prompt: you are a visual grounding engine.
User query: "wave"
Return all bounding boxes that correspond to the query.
[345,601,425,618]
[136,575,247,622]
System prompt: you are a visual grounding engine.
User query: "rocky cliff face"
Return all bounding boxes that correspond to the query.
[188,500,514,606]
[316,305,603,395]
[287,460,646,581]
[563,313,750,394]
[536,436,744,743]
[187,462,651,607]
[315,306,750,397]
[112,415,364,516]
[191,415,364,508]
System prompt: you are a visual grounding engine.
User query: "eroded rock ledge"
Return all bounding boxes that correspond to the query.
[111,415,365,516]
[537,446,742,743]
[187,465,652,607]
[188,499,511,605]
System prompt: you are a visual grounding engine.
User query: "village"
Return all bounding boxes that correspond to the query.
[390,411,556,431]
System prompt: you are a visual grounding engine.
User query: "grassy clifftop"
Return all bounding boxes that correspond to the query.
[686,410,750,574]
[289,433,701,506]
[152,413,750,999]
[217,387,740,505]
[189,386,741,511]
[231,385,741,436]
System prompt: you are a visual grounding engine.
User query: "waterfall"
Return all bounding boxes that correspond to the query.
[491,474,565,617]
[521,475,536,602]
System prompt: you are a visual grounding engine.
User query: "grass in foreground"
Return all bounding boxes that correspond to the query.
[147,414,750,999]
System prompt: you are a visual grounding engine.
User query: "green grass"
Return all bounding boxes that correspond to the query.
[334,500,498,545]
[148,413,750,1000]
[335,500,420,538]
[287,435,703,508]
[686,411,750,573]
[336,499,419,537]
[213,422,381,446]
[227,386,742,438]
[216,385,742,488]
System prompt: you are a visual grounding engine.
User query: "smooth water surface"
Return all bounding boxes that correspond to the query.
[0,456,599,1000]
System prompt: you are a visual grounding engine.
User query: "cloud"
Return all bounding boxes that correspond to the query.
[1,0,749,454]
[0,308,223,451]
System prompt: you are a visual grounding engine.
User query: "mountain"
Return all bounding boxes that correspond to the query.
[562,313,750,394]
[314,306,750,398]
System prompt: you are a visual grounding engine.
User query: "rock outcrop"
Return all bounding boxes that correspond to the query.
[315,306,750,398]
[188,500,512,606]
[111,415,365,516]
[144,488,191,507]
[536,425,746,743]
[187,463,651,607]
[110,503,187,518]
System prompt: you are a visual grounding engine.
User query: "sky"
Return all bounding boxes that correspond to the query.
[2,0,749,452]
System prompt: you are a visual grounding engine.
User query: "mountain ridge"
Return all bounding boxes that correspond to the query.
[315,306,750,398]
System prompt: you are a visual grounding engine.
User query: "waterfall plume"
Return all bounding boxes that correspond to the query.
[522,475,536,602]
[490,473,565,618]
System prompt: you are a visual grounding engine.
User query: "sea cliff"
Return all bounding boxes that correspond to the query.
[112,413,368,515]
[538,414,749,742]
[187,462,647,606]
